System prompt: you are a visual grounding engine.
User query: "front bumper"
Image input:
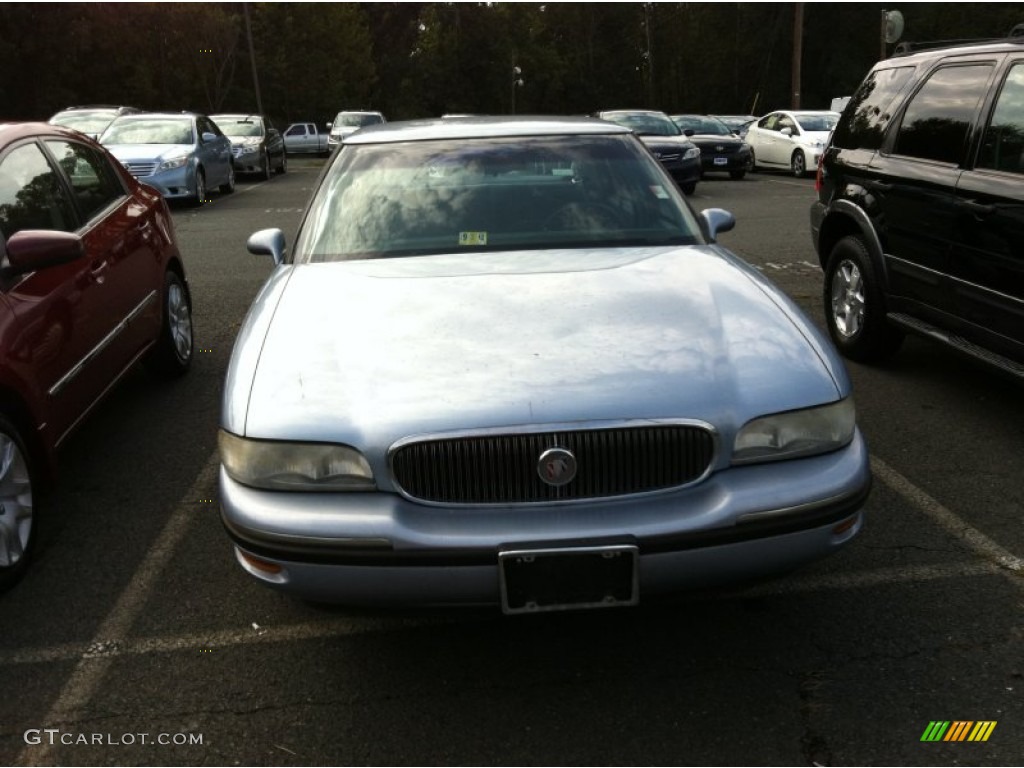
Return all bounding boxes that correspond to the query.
[659,157,702,188]
[231,149,266,174]
[131,166,195,199]
[700,150,751,174]
[220,432,871,607]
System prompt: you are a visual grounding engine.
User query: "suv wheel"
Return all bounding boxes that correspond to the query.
[791,150,807,177]
[824,236,903,362]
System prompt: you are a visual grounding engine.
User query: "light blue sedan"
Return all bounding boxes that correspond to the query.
[220,117,871,614]
[100,112,234,205]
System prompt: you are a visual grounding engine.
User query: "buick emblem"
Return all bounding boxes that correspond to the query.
[537,447,577,487]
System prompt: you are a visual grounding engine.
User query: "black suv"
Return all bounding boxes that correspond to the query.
[811,37,1024,380]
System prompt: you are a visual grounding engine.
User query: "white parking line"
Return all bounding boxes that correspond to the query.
[870,456,1024,577]
[19,453,220,766]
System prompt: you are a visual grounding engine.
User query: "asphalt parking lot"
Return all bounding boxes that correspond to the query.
[2,159,1021,767]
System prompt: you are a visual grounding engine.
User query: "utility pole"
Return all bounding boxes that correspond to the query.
[243,2,263,114]
[791,2,803,110]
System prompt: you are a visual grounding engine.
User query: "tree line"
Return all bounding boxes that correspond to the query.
[3,2,1022,126]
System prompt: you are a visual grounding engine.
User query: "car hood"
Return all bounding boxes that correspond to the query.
[637,135,694,153]
[104,144,194,162]
[225,247,846,455]
[688,134,746,148]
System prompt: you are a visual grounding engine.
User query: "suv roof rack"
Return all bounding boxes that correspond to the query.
[893,25,1024,56]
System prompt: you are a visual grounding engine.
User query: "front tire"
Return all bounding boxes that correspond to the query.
[275,151,287,175]
[680,182,697,196]
[791,150,807,177]
[220,164,236,194]
[191,169,206,207]
[823,235,903,363]
[748,148,758,172]
[0,415,35,592]
[146,270,194,377]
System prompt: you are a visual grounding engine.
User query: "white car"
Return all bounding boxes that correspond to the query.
[326,110,386,152]
[745,110,839,177]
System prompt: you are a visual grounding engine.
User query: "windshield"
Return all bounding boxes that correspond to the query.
[297,135,701,262]
[101,118,194,145]
[673,116,732,136]
[50,111,117,134]
[601,113,681,137]
[213,117,264,138]
[335,113,383,128]
[794,114,839,132]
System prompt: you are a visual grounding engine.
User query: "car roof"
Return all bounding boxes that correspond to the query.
[1,122,92,140]
[343,116,632,144]
[211,113,264,120]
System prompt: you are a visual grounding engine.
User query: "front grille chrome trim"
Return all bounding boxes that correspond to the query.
[388,419,718,507]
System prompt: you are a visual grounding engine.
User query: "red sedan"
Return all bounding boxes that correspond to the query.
[0,122,193,589]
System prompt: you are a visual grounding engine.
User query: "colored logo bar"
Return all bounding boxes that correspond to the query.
[921,721,997,742]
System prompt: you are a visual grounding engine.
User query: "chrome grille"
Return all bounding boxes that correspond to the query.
[123,161,158,177]
[391,424,715,505]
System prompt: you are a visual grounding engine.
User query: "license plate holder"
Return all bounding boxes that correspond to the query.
[714,156,729,166]
[499,545,638,614]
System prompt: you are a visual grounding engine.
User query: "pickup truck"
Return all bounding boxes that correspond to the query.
[283,122,330,155]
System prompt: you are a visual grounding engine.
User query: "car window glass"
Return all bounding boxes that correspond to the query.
[778,116,796,132]
[831,66,914,150]
[45,140,123,221]
[286,125,306,136]
[977,62,1024,174]
[0,143,78,240]
[893,63,993,164]
[759,114,777,130]
[298,135,701,261]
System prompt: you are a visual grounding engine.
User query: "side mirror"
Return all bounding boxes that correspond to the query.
[4,230,84,275]
[780,127,794,137]
[699,208,736,243]
[683,129,695,137]
[247,228,287,266]
[201,131,218,143]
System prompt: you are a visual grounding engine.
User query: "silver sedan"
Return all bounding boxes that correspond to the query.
[219,117,870,614]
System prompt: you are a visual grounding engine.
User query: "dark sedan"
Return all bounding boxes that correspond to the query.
[595,110,701,195]
[672,114,752,180]
[211,114,287,179]
[0,123,193,589]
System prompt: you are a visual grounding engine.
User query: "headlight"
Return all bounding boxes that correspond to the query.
[158,155,189,171]
[732,398,856,465]
[238,145,259,155]
[219,430,376,491]
[683,147,701,160]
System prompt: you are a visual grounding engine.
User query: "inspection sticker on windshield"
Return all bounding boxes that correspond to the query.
[459,231,488,246]
[650,185,670,199]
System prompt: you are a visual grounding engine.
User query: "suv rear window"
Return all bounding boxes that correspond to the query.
[831,66,913,150]
[892,64,993,164]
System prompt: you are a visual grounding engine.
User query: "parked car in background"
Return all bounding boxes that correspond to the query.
[710,114,758,138]
[0,122,193,590]
[594,109,701,194]
[99,112,234,206]
[219,116,869,612]
[283,122,330,155]
[812,38,1024,380]
[671,114,752,180]
[745,110,839,177]
[327,110,386,153]
[211,113,286,179]
[48,105,142,139]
